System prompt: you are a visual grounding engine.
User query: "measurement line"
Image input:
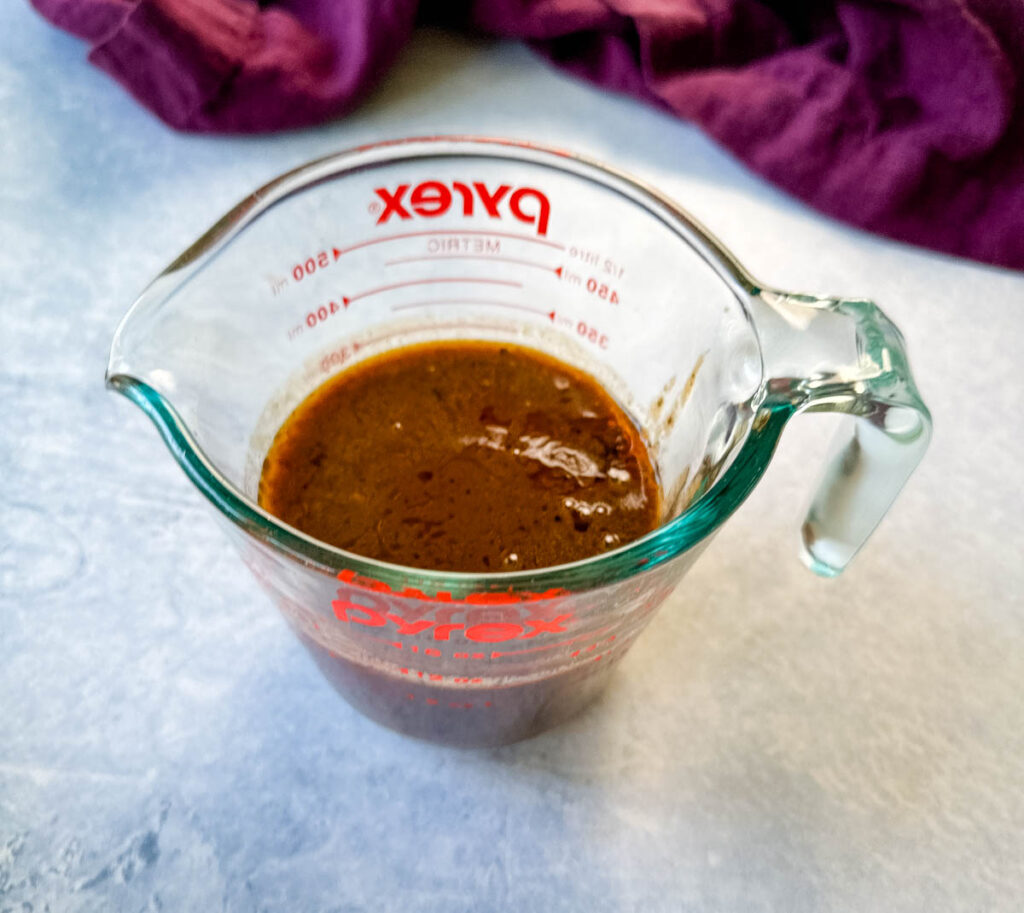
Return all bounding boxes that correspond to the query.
[384,254,555,271]
[333,229,565,257]
[489,626,618,658]
[347,277,521,304]
[361,627,621,660]
[390,298,551,318]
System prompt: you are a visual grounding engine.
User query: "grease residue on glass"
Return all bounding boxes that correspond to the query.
[258,340,661,572]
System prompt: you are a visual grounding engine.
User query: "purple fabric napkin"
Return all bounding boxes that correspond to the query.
[30,0,1024,270]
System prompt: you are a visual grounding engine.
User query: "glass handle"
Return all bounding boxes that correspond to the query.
[754,290,932,577]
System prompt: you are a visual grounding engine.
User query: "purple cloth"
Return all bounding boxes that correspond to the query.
[30,0,1024,270]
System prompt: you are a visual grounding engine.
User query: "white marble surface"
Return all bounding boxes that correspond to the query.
[2,6,1023,911]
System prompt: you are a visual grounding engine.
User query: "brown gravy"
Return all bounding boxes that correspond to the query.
[259,341,659,572]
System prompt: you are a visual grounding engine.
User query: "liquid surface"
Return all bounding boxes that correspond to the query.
[259,341,659,572]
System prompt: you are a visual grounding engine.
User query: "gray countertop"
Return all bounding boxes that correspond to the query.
[2,6,1023,911]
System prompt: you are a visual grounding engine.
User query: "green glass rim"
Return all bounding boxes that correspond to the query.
[105,136,794,596]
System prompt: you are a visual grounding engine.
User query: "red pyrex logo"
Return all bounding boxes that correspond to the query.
[372,180,551,235]
[331,569,572,644]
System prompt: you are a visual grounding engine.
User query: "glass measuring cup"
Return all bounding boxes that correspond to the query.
[106,137,931,747]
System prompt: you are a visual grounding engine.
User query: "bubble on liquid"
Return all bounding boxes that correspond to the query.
[602,533,621,548]
[393,421,403,430]
[502,552,520,568]
[608,467,631,482]
[562,496,583,514]
[619,491,648,510]
[562,497,611,519]
[553,376,570,390]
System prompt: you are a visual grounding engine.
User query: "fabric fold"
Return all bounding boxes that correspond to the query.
[28,0,1024,269]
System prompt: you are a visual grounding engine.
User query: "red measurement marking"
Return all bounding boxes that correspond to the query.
[345,277,521,306]
[332,229,565,258]
[292,250,333,282]
[371,631,619,662]
[490,636,583,658]
[556,266,621,304]
[390,298,549,318]
[305,299,343,328]
[576,320,610,349]
[318,339,363,373]
[490,625,615,658]
[384,254,557,272]
[585,276,620,304]
[317,318,560,374]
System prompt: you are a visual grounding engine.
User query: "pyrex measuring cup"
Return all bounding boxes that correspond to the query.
[107,137,930,746]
